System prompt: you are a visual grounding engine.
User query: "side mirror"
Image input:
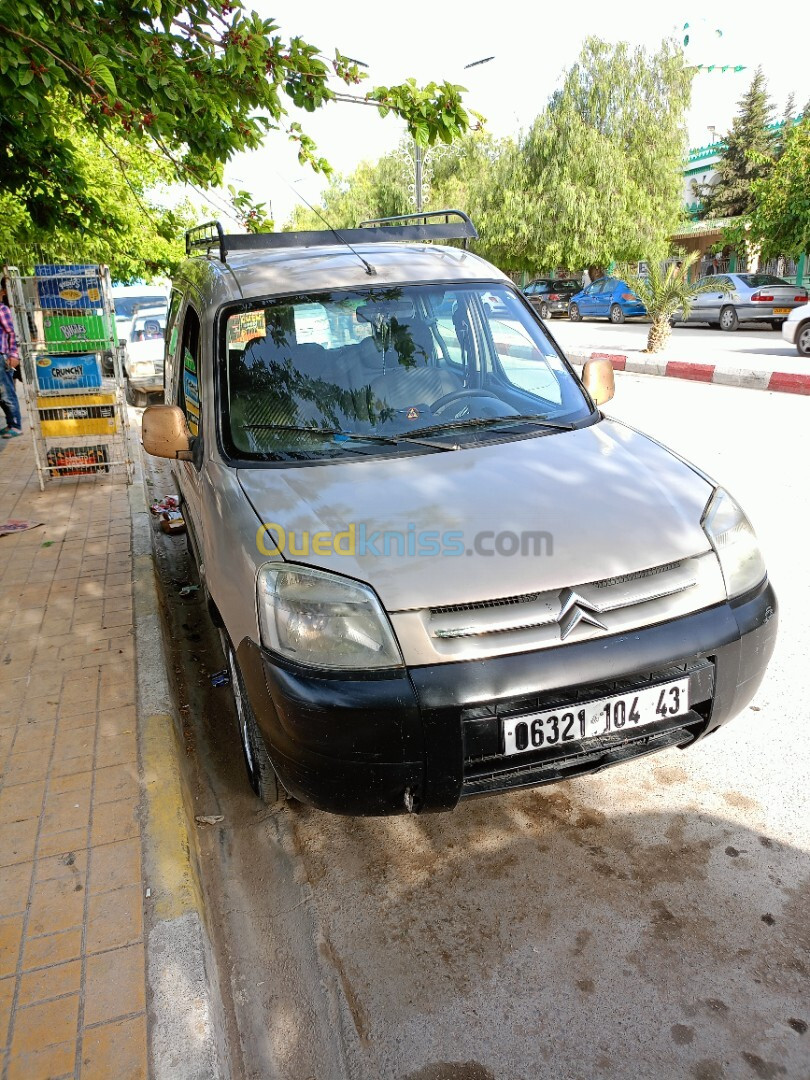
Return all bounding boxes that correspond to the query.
[582,357,615,406]
[142,405,191,458]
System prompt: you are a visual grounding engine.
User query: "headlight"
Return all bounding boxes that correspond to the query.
[702,487,766,598]
[257,563,403,670]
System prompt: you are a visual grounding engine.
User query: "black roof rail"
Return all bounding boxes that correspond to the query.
[185,221,226,262]
[182,208,477,263]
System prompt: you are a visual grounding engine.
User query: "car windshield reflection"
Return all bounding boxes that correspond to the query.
[221,284,593,461]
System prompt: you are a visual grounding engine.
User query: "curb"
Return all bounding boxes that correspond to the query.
[567,350,810,395]
[130,456,229,1080]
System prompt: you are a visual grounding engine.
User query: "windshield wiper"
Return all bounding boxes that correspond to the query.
[398,414,578,439]
[241,424,454,451]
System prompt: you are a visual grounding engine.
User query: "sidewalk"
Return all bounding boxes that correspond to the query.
[0,428,147,1078]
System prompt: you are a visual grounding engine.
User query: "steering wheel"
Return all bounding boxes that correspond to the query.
[431,389,513,416]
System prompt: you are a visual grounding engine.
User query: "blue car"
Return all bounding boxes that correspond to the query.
[568,277,646,323]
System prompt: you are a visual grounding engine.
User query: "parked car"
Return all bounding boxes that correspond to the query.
[112,283,168,343]
[673,273,808,331]
[124,307,166,406]
[103,284,169,376]
[524,278,580,320]
[568,278,647,323]
[141,212,777,816]
[781,302,810,356]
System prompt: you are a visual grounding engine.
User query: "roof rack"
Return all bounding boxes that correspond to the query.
[183,209,478,263]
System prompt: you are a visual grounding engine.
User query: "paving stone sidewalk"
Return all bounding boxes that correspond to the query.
[0,425,148,1079]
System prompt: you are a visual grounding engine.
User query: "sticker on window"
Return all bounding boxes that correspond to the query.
[183,349,199,436]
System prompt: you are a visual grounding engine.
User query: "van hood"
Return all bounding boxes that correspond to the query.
[236,418,715,612]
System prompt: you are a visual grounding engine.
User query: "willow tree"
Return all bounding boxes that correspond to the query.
[478,37,693,274]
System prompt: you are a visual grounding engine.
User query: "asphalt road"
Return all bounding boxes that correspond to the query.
[548,318,806,374]
[149,376,810,1080]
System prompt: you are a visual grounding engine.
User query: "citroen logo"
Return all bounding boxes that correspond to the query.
[557,588,608,641]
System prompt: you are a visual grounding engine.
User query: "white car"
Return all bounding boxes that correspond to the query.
[112,283,169,344]
[124,308,166,406]
[781,302,810,356]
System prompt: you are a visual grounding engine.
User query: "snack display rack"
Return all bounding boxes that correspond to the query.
[3,264,133,489]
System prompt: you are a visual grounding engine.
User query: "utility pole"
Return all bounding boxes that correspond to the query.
[414,144,424,213]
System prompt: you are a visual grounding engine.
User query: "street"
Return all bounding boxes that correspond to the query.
[148,375,809,1080]
[548,317,809,376]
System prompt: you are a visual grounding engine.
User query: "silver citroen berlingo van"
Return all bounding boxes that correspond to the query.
[142,212,777,815]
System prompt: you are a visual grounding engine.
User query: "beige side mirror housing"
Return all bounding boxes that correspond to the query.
[581,358,615,406]
[142,405,192,458]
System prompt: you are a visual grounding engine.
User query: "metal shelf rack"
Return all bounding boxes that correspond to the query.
[3,264,134,489]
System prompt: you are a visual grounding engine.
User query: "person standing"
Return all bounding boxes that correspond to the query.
[0,279,22,437]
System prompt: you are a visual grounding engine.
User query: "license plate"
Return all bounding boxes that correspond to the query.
[502,678,690,756]
[773,307,790,315]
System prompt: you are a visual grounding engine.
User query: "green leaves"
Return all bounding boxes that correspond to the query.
[744,115,810,259]
[1,1,471,238]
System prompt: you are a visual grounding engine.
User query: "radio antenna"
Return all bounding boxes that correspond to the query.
[284,180,377,276]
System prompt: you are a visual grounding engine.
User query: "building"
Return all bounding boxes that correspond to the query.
[672,122,806,284]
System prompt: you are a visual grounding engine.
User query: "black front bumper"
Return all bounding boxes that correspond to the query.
[237,578,777,816]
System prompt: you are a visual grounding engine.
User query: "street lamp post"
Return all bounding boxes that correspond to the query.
[408,55,494,213]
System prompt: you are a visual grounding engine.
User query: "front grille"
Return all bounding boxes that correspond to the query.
[427,558,700,644]
[460,658,714,795]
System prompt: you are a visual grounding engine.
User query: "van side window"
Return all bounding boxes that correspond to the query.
[176,305,201,438]
[163,290,184,400]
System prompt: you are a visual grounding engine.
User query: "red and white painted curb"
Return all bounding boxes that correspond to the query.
[567,350,810,396]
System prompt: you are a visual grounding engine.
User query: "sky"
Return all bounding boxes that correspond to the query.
[205,1,810,227]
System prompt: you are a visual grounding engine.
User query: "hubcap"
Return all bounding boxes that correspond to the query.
[722,309,734,328]
[799,328,810,354]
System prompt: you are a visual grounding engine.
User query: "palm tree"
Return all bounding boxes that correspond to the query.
[624,252,732,353]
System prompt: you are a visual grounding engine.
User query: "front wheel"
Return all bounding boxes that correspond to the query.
[797,322,810,357]
[539,302,550,320]
[609,304,625,324]
[569,303,582,322]
[224,637,285,806]
[719,305,739,332]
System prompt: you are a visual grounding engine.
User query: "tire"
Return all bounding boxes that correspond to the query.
[569,303,581,322]
[797,321,810,357]
[224,637,285,806]
[609,304,625,324]
[539,302,550,320]
[125,381,138,407]
[719,305,739,332]
[769,320,785,331]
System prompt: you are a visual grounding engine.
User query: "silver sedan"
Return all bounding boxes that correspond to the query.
[674,272,808,331]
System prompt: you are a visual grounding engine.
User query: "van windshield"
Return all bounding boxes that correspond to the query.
[114,295,167,319]
[220,283,593,461]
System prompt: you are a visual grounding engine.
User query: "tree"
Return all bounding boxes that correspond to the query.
[1,100,196,280]
[474,38,692,273]
[701,68,775,219]
[0,2,472,236]
[285,152,412,232]
[623,252,731,354]
[743,116,810,260]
